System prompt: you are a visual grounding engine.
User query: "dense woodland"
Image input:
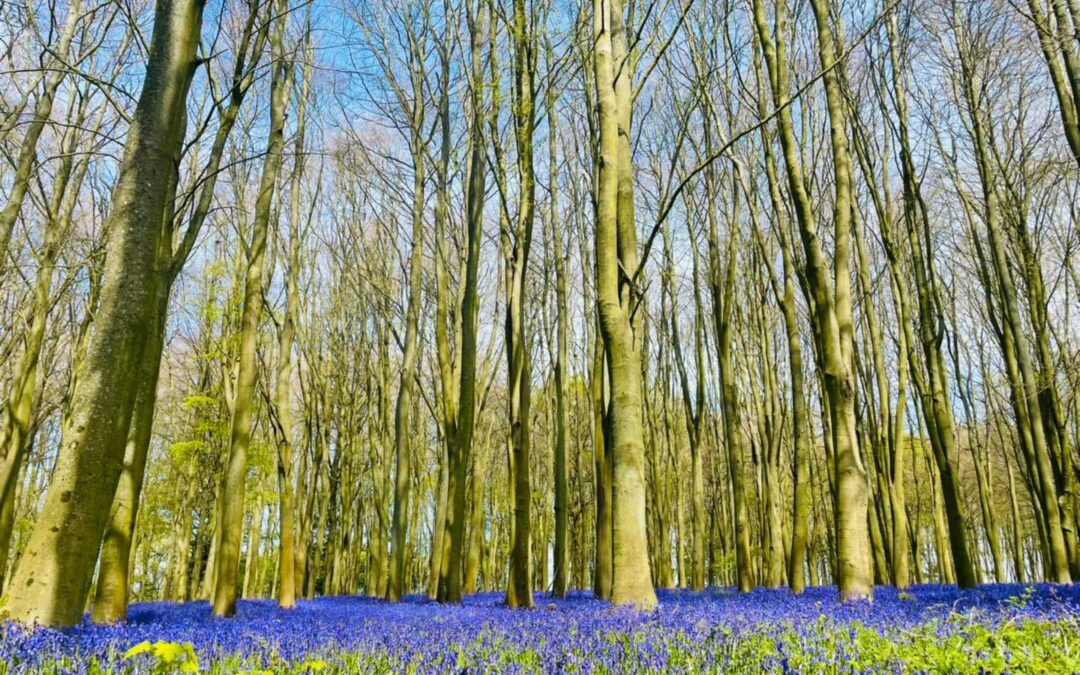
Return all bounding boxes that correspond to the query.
[0,0,1078,629]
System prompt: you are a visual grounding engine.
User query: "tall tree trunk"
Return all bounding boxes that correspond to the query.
[593,0,656,610]
[271,22,311,608]
[547,35,570,599]
[1006,458,1027,582]
[591,329,612,599]
[880,6,977,588]
[436,0,485,604]
[429,447,449,599]
[243,506,263,597]
[386,65,427,604]
[665,194,707,592]
[749,50,812,592]
[751,0,872,600]
[1,0,205,628]
[711,201,753,593]
[501,0,536,610]
[92,1,268,621]
[954,20,1072,582]
[212,0,293,616]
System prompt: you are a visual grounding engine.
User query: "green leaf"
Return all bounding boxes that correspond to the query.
[123,642,152,659]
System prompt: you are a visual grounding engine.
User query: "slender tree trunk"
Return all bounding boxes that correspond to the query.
[954,27,1072,582]
[592,331,612,599]
[386,83,427,605]
[879,8,977,587]
[501,0,536,609]
[548,36,570,599]
[212,0,293,616]
[749,52,812,592]
[429,447,449,599]
[712,212,753,593]
[273,12,312,609]
[751,0,872,600]
[435,0,485,604]
[1006,459,1027,583]
[243,507,263,597]
[665,196,707,592]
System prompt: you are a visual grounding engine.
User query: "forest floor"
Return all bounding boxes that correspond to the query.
[2,583,1079,673]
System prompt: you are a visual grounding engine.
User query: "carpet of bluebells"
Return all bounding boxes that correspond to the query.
[2,584,1080,673]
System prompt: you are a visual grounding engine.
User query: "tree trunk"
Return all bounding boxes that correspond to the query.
[212,0,292,616]
[955,31,1072,582]
[1,0,204,627]
[548,35,570,600]
[386,81,426,605]
[501,0,536,610]
[592,0,656,609]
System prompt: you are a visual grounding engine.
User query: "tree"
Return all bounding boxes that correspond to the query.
[499,0,539,609]
[750,0,873,600]
[546,33,570,600]
[212,0,294,616]
[436,0,488,604]
[1,0,207,627]
[268,8,314,610]
[593,0,656,610]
